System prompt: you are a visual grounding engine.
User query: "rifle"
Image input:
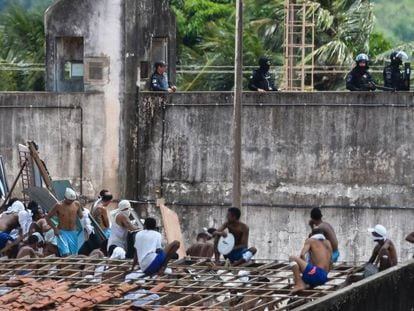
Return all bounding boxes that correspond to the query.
[370,82,396,92]
[404,62,411,91]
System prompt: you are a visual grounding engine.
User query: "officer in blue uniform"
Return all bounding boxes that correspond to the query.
[248,57,277,92]
[346,53,376,91]
[150,61,176,93]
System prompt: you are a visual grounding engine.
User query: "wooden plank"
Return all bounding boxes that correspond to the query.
[159,203,186,258]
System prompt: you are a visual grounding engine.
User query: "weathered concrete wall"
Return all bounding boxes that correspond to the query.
[138,92,414,262]
[295,260,414,311]
[45,0,176,197]
[0,92,105,198]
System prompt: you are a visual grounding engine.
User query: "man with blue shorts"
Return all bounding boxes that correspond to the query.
[309,207,340,263]
[289,228,332,293]
[132,218,180,276]
[213,207,257,266]
[46,188,83,256]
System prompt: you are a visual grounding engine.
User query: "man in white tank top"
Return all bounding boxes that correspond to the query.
[132,217,180,276]
[107,200,138,256]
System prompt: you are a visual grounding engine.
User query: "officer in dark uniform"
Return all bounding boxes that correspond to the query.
[346,53,376,91]
[248,57,277,92]
[383,51,408,91]
[150,61,176,92]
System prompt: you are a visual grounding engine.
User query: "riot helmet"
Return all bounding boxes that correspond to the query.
[390,51,408,66]
[355,53,369,69]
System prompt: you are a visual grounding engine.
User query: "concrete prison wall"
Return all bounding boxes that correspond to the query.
[0,92,106,198]
[295,259,414,311]
[137,92,414,262]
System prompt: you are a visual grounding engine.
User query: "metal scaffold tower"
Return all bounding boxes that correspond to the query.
[284,0,315,91]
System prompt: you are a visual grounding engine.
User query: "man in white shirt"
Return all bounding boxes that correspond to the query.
[132,217,180,275]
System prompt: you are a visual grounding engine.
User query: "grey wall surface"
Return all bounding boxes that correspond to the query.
[138,92,414,262]
[0,92,105,198]
[295,260,414,311]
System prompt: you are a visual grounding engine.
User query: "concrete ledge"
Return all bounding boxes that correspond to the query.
[296,260,414,311]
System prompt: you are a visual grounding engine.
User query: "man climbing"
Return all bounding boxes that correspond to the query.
[309,207,340,263]
[46,188,83,256]
[289,228,332,293]
[346,53,376,91]
[213,207,257,266]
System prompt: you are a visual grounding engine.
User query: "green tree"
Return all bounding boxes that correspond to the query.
[0,4,47,91]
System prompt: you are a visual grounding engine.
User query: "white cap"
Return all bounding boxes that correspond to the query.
[368,224,387,238]
[118,200,131,210]
[64,188,77,200]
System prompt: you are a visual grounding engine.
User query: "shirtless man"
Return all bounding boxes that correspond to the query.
[0,199,24,232]
[187,232,215,258]
[45,188,83,256]
[107,200,139,257]
[213,207,257,266]
[16,234,43,259]
[309,207,340,263]
[368,224,398,271]
[91,192,112,238]
[289,228,332,293]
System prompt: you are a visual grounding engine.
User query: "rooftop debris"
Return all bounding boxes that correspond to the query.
[0,256,364,310]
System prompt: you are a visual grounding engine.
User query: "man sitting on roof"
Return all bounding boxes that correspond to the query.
[213,207,257,266]
[46,188,83,256]
[132,217,180,276]
[289,228,332,294]
[0,199,23,233]
[186,229,215,258]
[368,224,398,272]
[16,233,44,259]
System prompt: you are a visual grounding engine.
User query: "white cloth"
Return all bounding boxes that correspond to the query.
[44,228,57,245]
[32,232,44,243]
[80,209,94,236]
[110,246,126,259]
[310,234,326,241]
[107,215,128,250]
[114,200,132,218]
[6,201,25,214]
[134,229,162,272]
[18,209,33,236]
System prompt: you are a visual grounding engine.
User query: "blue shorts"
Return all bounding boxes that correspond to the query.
[57,230,78,256]
[145,250,167,275]
[225,247,248,263]
[302,264,328,287]
[332,250,340,263]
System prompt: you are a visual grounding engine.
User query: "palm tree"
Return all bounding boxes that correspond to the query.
[0,4,48,90]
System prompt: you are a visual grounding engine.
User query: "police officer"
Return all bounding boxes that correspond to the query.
[383,51,408,91]
[150,61,177,92]
[346,53,376,91]
[248,57,277,92]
